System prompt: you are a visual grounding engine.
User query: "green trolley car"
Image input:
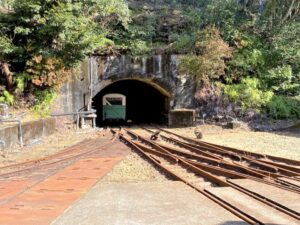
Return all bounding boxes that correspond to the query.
[102,93,126,121]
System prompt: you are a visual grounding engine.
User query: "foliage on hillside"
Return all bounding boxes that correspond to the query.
[0,0,129,111]
[185,0,299,119]
[179,27,233,84]
[0,0,299,119]
[120,0,300,119]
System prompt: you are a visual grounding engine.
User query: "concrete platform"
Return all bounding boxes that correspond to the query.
[207,184,299,225]
[229,179,300,213]
[278,177,300,187]
[52,181,245,225]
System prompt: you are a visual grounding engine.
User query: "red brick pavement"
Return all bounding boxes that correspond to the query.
[0,135,130,225]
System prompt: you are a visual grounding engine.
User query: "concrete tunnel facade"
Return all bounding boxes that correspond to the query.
[55,55,197,125]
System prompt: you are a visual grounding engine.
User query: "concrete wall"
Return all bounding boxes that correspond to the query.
[0,117,56,150]
[53,60,90,114]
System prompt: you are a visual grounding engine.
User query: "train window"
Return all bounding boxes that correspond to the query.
[106,98,123,105]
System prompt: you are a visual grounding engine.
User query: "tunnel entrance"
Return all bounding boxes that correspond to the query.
[92,79,171,126]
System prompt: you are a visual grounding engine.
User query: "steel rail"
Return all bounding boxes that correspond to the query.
[158,128,300,167]
[158,133,300,185]
[118,133,263,225]
[159,146,300,219]
[136,128,300,192]
[158,142,300,193]
[256,159,300,174]
[178,137,300,177]
[127,128,238,165]
[154,142,271,179]
[159,133,299,177]
[145,128,300,178]
[120,130,300,221]
[151,132,300,193]
[133,141,254,181]
[0,138,95,172]
[226,180,300,219]
[143,128,300,187]
[146,128,300,179]
[0,138,114,178]
[132,140,229,187]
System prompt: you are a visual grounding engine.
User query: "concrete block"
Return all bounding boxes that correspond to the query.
[22,120,44,142]
[168,109,195,127]
[43,118,56,136]
[227,121,241,129]
[0,125,19,149]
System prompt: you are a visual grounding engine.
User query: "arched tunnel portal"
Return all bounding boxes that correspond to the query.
[92,79,172,126]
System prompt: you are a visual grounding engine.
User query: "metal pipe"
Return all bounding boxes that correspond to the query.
[51,110,97,130]
[0,140,5,150]
[88,56,93,111]
[50,110,96,117]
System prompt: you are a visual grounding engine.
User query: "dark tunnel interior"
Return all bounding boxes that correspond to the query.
[92,80,170,126]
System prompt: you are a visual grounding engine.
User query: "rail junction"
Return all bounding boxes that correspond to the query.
[115,127,300,225]
[0,127,299,225]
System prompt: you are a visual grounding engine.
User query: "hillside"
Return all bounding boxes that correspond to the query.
[0,0,299,120]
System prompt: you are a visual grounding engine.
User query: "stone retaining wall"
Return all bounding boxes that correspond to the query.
[0,117,56,150]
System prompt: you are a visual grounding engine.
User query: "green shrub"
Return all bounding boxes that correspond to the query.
[128,40,152,56]
[224,77,300,119]
[227,34,265,82]
[263,65,293,93]
[224,77,273,111]
[266,95,300,119]
[0,90,14,105]
[178,54,202,78]
[32,90,57,116]
[171,33,195,53]
[15,72,31,94]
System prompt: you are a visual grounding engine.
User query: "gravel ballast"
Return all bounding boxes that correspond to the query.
[101,151,169,182]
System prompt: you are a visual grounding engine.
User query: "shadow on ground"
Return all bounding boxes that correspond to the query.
[220,222,248,225]
[220,222,283,225]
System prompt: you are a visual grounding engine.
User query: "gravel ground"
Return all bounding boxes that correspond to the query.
[101,151,169,182]
[165,125,300,161]
[203,131,300,160]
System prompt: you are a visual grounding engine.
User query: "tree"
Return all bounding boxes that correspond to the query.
[179,27,232,83]
[0,0,129,105]
[0,0,14,11]
[272,21,300,74]
[263,0,300,29]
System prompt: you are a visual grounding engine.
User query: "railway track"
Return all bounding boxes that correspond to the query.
[147,128,300,188]
[1,126,298,224]
[0,137,114,179]
[113,127,300,225]
[0,132,130,225]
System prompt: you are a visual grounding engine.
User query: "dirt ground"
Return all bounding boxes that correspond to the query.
[0,124,299,168]
[165,125,300,160]
[0,128,106,166]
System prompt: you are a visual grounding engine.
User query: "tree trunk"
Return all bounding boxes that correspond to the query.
[282,0,296,24]
[1,62,13,90]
